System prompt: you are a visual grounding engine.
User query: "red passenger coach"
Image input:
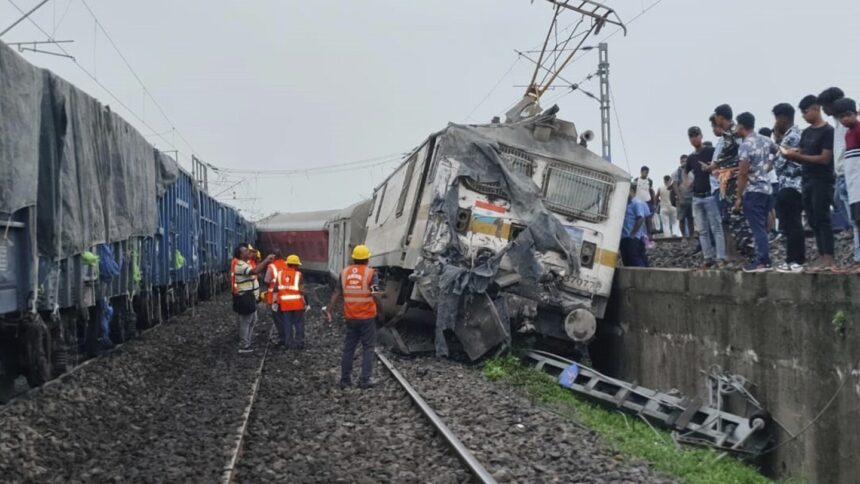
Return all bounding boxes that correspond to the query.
[255,210,341,275]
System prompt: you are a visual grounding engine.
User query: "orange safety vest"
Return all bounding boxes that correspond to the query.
[265,259,288,304]
[277,266,305,311]
[230,258,239,294]
[340,265,377,320]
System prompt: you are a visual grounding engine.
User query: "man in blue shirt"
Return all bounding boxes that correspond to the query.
[620,184,650,267]
[735,112,776,272]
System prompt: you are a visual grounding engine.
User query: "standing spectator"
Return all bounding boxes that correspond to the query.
[819,87,860,267]
[656,175,680,237]
[620,185,650,267]
[759,127,781,241]
[735,113,775,272]
[712,103,754,257]
[685,126,725,267]
[710,115,728,221]
[673,155,695,239]
[772,103,806,273]
[635,166,656,234]
[783,95,837,271]
[834,97,860,273]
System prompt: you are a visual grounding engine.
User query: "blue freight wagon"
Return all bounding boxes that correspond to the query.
[0,41,253,401]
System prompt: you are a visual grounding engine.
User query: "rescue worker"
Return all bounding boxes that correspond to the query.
[263,250,288,346]
[324,245,382,389]
[276,254,306,350]
[230,242,251,295]
[232,244,274,354]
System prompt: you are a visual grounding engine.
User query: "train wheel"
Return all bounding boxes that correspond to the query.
[25,316,53,388]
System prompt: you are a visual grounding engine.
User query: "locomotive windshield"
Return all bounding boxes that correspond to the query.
[542,165,614,223]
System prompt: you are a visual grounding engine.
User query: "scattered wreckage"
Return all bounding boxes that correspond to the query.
[525,350,774,456]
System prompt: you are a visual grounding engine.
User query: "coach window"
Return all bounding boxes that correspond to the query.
[395,154,417,218]
[374,183,387,224]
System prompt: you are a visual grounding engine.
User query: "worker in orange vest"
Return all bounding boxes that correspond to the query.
[263,250,289,346]
[276,254,306,350]
[325,245,381,389]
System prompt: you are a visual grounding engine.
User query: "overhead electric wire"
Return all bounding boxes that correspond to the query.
[78,0,197,155]
[215,152,408,177]
[565,0,667,66]
[608,85,632,174]
[6,0,183,157]
[0,0,49,37]
[463,57,521,122]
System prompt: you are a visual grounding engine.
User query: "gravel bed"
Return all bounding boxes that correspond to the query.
[647,230,855,269]
[0,295,271,483]
[234,287,471,484]
[391,356,676,484]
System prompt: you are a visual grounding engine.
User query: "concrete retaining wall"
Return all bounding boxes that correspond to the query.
[597,268,860,482]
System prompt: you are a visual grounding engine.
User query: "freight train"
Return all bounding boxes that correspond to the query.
[258,109,630,360]
[0,42,253,401]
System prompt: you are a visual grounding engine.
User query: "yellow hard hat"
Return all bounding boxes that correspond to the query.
[286,254,302,266]
[352,245,371,261]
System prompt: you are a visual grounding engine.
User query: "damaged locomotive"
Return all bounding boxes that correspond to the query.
[363,107,631,360]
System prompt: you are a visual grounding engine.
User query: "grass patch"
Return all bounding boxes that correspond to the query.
[481,354,772,484]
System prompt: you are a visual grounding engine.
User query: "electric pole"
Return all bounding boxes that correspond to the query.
[598,42,611,162]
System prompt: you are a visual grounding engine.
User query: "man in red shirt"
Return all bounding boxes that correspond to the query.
[835,97,860,272]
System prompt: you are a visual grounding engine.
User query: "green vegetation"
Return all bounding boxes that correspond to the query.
[832,310,847,336]
[481,355,772,484]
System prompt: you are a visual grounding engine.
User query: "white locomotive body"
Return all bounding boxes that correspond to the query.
[364,114,630,359]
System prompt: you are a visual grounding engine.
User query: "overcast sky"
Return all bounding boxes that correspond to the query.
[3,0,859,219]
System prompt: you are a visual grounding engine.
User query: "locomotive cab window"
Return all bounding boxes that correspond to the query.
[542,165,613,223]
[461,145,535,197]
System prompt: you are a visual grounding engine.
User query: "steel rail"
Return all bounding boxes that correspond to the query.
[221,330,273,484]
[375,350,498,484]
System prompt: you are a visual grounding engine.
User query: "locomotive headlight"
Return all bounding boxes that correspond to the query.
[580,241,596,269]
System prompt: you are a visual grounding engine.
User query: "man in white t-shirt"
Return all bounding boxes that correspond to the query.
[636,166,655,234]
[819,87,860,265]
[656,175,680,237]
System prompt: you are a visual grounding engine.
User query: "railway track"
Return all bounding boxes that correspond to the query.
[225,291,504,483]
[376,350,497,484]
[225,327,495,483]
[222,330,274,483]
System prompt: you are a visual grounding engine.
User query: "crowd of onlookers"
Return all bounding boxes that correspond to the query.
[620,87,860,273]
